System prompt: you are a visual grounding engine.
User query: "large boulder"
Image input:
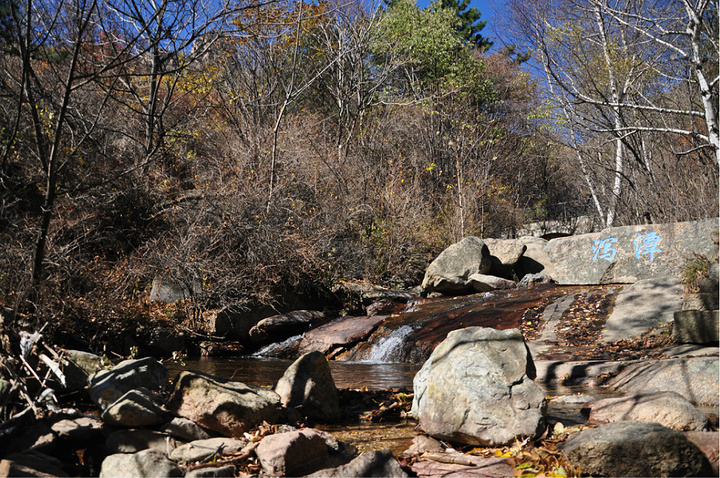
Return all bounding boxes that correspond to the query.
[608,357,719,407]
[602,277,683,341]
[515,236,557,278]
[274,351,341,423]
[411,327,546,446]
[88,358,168,410]
[585,391,710,431]
[421,237,492,295]
[483,238,527,279]
[545,218,719,285]
[560,421,714,477]
[165,371,281,437]
[249,310,327,345]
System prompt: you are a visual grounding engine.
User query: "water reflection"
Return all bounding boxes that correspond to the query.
[165,357,420,390]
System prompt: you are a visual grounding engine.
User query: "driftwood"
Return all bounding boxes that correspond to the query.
[184,441,259,472]
[421,451,510,469]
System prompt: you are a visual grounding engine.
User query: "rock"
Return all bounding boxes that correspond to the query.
[402,435,444,455]
[608,357,719,407]
[421,237,492,295]
[515,236,556,278]
[249,310,327,345]
[332,281,416,309]
[165,371,281,437]
[297,315,388,356]
[673,310,720,345]
[149,276,200,302]
[161,417,212,441]
[467,273,516,292]
[682,292,719,311]
[104,429,177,454]
[88,357,168,409]
[274,351,341,423]
[305,449,408,477]
[483,238,527,279]
[411,327,546,446]
[61,350,106,390]
[602,277,683,342]
[585,391,710,431]
[255,429,337,477]
[169,437,247,463]
[99,449,183,478]
[684,431,720,476]
[366,299,396,316]
[100,387,173,427]
[50,415,104,443]
[409,451,515,477]
[546,218,718,285]
[518,272,553,288]
[185,465,237,478]
[0,451,69,477]
[560,421,714,477]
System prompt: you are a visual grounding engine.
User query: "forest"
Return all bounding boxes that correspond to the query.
[0,0,717,344]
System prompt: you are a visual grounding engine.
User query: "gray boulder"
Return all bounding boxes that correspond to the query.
[673,310,719,344]
[165,371,281,437]
[88,358,168,410]
[274,351,342,423]
[255,429,337,477]
[516,236,556,278]
[411,327,546,446]
[169,437,247,463]
[585,391,710,431]
[100,449,183,478]
[61,350,106,391]
[609,357,719,407]
[546,218,718,285]
[468,273,516,292]
[305,449,408,477]
[249,310,327,345]
[161,417,212,441]
[560,421,714,477]
[602,277,683,342]
[421,237,492,295]
[149,276,200,303]
[100,387,173,427]
[104,429,177,454]
[483,238,527,279]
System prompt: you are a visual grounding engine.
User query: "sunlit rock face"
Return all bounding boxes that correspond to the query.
[411,327,546,446]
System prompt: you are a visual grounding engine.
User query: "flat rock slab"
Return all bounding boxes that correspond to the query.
[585,391,710,431]
[546,218,718,285]
[298,315,388,356]
[608,356,720,407]
[410,455,514,477]
[602,277,683,342]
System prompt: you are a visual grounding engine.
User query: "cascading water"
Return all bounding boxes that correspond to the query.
[253,333,304,357]
[364,325,414,363]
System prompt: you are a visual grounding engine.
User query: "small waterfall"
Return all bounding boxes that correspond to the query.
[253,333,304,357]
[365,325,414,363]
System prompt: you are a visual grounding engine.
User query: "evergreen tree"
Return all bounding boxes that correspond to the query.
[432,0,492,51]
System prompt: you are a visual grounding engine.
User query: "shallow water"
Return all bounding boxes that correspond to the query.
[165,356,420,390]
